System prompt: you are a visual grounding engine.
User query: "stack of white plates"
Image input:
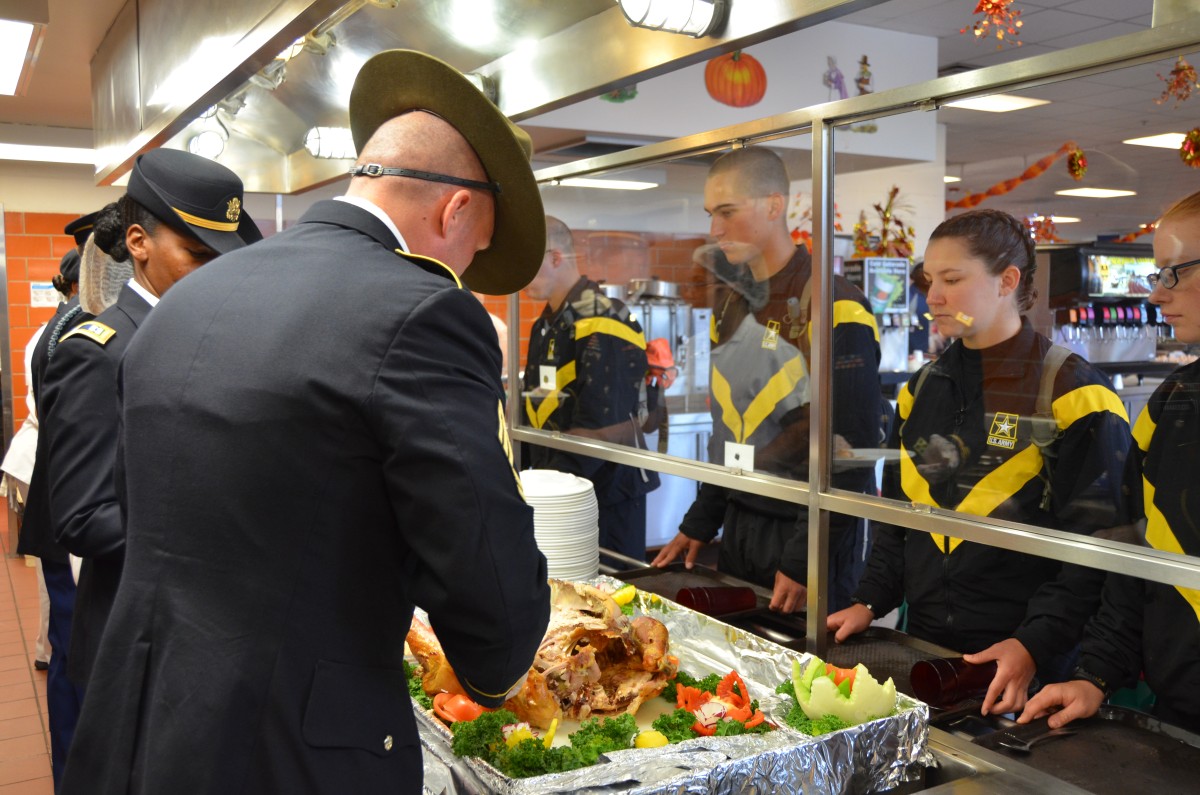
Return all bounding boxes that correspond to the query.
[519,469,599,581]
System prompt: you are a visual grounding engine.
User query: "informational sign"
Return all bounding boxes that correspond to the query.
[843,257,909,314]
[30,281,60,308]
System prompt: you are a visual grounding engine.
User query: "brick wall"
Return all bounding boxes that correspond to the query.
[3,211,80,429]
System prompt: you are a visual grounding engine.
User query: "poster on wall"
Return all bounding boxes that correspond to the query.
[30,281,59,308]
[843,257,909,315]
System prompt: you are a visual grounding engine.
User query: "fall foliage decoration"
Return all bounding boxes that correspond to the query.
[853,186,916,259]
[1114,223,1157,244]
[1156,56,1199,108]
[946,141,1082,211]
[961,0,1023,48]
[705,51,767,108]
[1028,215,1064,243]
[1182,127,1200,169]
[788,195,843,252]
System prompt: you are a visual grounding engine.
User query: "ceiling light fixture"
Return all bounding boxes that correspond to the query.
[556,177,658,191]
[304,126,356,160]
[944,94,1050,112]
[1055,187,1136,199]
[943,175,961,183]
[1122,132,1187,149]
[617,0,729,38]
[187,106,229,160]
[0,142,93,165]
[0,0,47,97]
[1033,215,1080,223]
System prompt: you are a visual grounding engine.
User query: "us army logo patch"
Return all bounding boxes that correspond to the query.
[59,321,116,346]
[987,412,1019,449]
[762,320,781,350]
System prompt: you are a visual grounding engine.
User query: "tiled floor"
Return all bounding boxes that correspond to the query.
[0,512,54,794]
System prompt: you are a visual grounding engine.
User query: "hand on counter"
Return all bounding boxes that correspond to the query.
[964,638,1036,715]
[650,533,706,569]
[827,603,874,643]
[1017,680,1105,729]
[769,571,807,614]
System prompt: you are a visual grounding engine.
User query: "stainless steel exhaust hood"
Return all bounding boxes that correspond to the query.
[90,0,885,193]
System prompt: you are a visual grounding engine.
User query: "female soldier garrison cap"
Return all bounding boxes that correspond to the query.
[348,50,545,296]
[126,149,262,255]
[64,211,100,248]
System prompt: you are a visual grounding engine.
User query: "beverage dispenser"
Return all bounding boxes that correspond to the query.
[1039,243,1162,364]
[843,256,911,372]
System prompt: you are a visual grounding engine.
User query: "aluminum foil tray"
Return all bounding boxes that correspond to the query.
[417,576,932,794]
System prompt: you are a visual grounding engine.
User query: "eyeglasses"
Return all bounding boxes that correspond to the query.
[1146,257,1200,290]
[349,164,500,194]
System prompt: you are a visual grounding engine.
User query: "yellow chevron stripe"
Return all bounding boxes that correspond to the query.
[1050,383,1128,428]
[524,361,577,429]
[711,365,744,443]
[904,442,1044,554]
[574,317,646,349]
[897,379,916,421]
[742,356,807,441]
[1142,474,1200,623]
[1132,404,1155,453]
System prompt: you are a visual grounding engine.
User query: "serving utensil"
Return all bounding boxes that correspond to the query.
[994,727,1076,753]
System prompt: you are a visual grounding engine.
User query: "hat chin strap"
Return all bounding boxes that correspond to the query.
[349,164,500,194]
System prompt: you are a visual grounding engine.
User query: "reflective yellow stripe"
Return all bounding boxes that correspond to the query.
[1051,384,1128,428]
[1132,404,1155,452]
[897,380,916,421]
[710,313,719,344]
[742,356,807,441]
[396,250,463,287]
[525,361,576,429]
[1143,474,1200,622]
[711,365,744,443]
[574,317,646,349]
[497,401,524,500]
[903,442,1044,554]
[172,207,239,232]
[807,300,882,344]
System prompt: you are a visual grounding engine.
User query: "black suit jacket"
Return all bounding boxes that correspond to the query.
[42,284,151,685]
[62,200,551,795]
[17,296,93,563]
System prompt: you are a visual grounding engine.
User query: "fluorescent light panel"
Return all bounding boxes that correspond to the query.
[944,94,1050,113]
[1122,133,1186,149]
[558,177,658,191]
[1055,187,1136,198]
[1032,215,1080,223]
[0,142,94,165]
[943,175,961,183]
[0,20,36,95]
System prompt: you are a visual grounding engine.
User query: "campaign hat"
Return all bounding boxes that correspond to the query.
[126,148,261,255]
[349,49,544,295]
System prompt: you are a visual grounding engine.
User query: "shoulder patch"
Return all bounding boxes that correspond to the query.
[58,321,116,346]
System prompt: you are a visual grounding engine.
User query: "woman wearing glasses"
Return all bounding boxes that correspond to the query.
[1020,189,1200,733]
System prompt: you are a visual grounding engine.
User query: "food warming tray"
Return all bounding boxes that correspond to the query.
[969,705,1200,794]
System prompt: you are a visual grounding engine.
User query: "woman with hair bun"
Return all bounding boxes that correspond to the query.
[829,208,1132,717]
[1020,189,1200,733]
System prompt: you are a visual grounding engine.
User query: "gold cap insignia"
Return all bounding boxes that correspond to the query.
[226,197,242,222]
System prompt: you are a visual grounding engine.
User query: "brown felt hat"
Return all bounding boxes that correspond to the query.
[349,50,545,295]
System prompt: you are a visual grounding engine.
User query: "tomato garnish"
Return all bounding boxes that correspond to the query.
[691,720,717,736]
[716,671,750,709]
[676,684,712,712]
[433,692,486,724]
[743,710,766,729]
[824,663,857,690]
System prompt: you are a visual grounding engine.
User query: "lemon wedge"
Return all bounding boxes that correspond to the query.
[542,717,559,749]
[504,726,535,748]
[612,584,637,606]
[634,729,670,748]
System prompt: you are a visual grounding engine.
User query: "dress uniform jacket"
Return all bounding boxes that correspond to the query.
[853,320,1131,673]
[522,277,659,507]
[60,200,551,795]
[41,284,151,685]
[16,297,93,564]
[680,247,882,592]
[1077,359,1200,732]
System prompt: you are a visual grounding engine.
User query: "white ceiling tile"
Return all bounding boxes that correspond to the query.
[1014,8,1113,44]
[1057,0,1155,22]
[1041,21,1146,50]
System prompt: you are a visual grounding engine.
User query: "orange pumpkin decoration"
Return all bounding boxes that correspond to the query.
[705,50,767,108]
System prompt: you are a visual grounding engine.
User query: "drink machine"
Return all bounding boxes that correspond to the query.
[1039,243,1163,364]
[843,256,911,372]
